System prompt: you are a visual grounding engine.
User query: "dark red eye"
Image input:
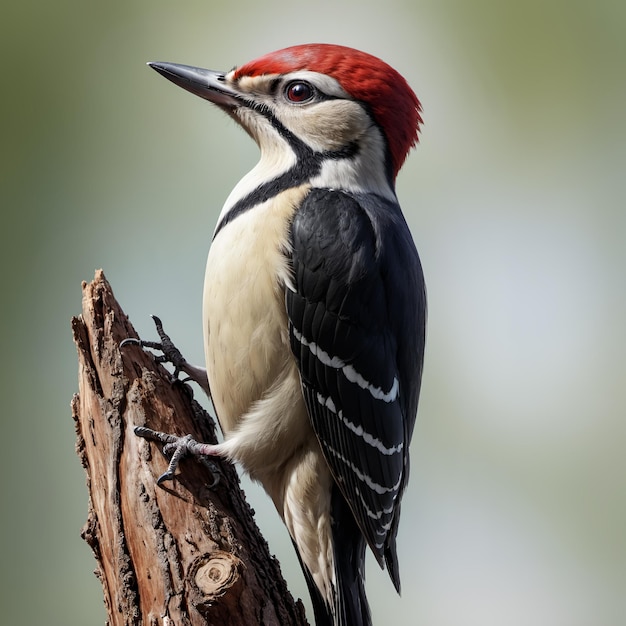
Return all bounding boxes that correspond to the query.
[285,81,314,103]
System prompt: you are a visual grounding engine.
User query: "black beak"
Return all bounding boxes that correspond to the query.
[148,62,240,107]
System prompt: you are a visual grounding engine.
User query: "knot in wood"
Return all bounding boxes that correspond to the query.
[187,550,242,611]
[196,554,236,593]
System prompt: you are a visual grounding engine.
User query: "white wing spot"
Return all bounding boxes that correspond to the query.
[353,486,395,524]
[352,488,397,550]
[322,441,402,496]
[343,365,399,402]
[292,326,399,403]
[316,392,403,456]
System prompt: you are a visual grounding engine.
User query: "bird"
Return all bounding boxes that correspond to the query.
[144,43,427,626]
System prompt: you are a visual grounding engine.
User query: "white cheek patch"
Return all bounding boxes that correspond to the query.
[281,100,370,152]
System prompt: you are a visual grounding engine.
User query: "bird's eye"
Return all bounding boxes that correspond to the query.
[285,81,314,104]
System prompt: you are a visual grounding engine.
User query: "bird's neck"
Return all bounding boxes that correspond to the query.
[214,134,396,236]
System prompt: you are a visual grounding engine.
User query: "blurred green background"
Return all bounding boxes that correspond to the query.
[1,0,624,624]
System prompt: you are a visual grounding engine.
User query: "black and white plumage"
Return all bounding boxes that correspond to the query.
[147,44,426,626]
[289,187,425,567]
[288,188,425,624]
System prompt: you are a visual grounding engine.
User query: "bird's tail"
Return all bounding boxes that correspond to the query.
[331,485,371,626]
[296,486,372,626]
[299,556,335,626]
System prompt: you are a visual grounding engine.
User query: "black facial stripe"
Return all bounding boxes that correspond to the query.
[213,103,359,238]
[244,97,313,156]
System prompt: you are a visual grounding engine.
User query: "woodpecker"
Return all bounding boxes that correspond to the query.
[145,44,426,626]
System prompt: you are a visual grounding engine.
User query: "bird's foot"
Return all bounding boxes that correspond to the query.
[120,315,209,394]
[135,426,221,486]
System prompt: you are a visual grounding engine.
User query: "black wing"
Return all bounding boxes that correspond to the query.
[286,187,426,587]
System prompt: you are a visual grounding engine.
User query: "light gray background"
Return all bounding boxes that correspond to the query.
[2,1,624,624]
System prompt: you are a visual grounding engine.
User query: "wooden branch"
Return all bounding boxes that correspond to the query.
[71,269,309,626]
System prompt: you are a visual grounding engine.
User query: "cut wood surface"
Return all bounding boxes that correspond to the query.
[71,269,308,626]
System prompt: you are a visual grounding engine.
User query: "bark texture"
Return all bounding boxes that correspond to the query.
[71,269,309,626]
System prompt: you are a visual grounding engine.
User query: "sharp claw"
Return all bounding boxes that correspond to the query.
[151,314,165,334]
[120,316,210,395]
[120,317,187,375]
[157,469,177,485]
[120,337,141,348]
[151,315,176,349]
[120,337,163,351]
[135,428,221,487]
[199,458,221,488]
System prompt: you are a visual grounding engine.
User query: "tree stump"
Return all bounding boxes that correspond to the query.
[71,269,309,626]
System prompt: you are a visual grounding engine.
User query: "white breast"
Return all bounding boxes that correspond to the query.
[202,185,312,468]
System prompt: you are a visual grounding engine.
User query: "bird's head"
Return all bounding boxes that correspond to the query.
[149,44,422,192]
